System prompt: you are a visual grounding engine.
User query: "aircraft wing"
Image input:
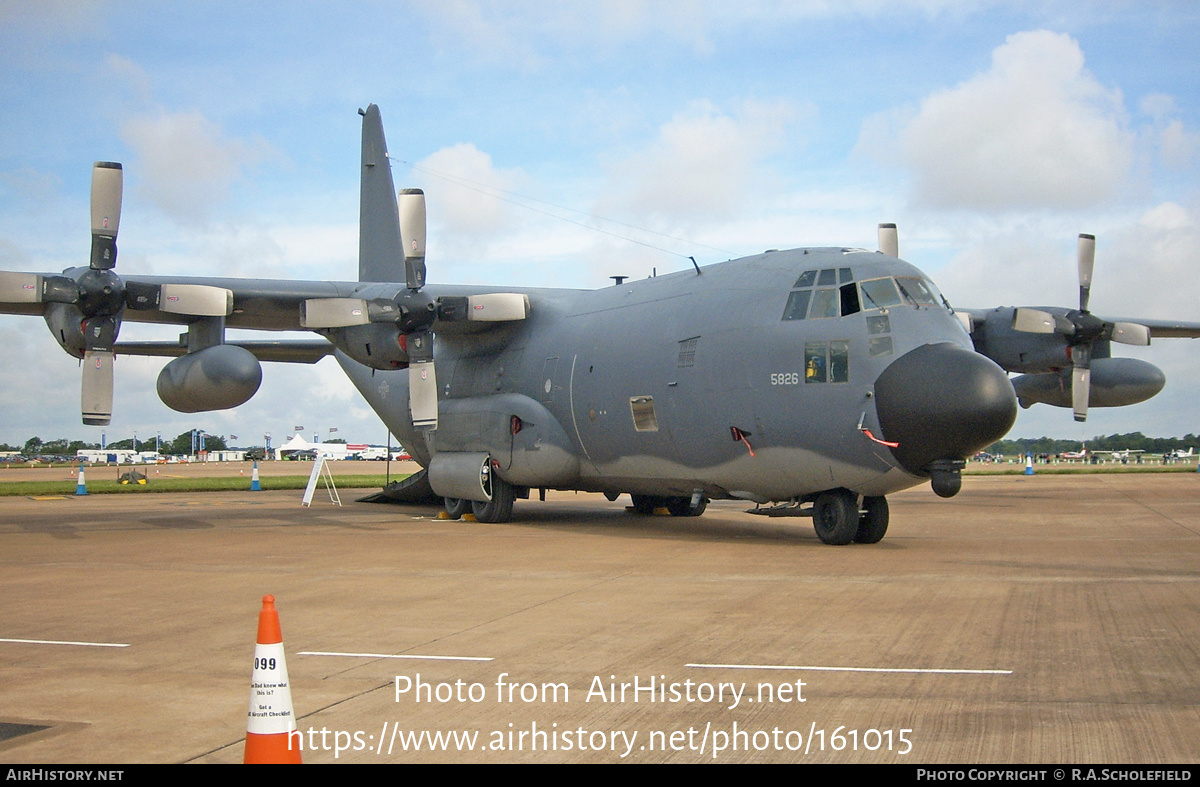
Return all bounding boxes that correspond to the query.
[114,339,333,363]
[1106,318,1200,339]
[959,308,1200,339]
[0,269,356,330]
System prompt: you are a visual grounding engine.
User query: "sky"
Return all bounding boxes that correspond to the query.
[2,1,1200,449]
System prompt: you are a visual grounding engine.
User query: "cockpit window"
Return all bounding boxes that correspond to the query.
[809,288,839,319]
[782,290,812,321]
[859,277,902,310]
[839,282,860,316]
[784,267,857,321]
[895,276,937,305]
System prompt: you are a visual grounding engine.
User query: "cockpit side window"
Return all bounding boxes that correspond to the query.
[782,290,812,321]
[839,282,860,316]
[809,288,839,319]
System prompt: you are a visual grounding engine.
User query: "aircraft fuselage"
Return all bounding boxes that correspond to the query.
[337,246,1015,505]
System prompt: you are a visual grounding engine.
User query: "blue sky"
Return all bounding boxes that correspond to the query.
[2,1,1200,448]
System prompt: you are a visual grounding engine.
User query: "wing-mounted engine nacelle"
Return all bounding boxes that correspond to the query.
[156,344,263,413]
[318,322,411,370]
[971,307,1073,372]
[1011,357,1165,410]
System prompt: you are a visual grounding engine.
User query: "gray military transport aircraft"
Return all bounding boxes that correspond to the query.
[3,105,1199,545]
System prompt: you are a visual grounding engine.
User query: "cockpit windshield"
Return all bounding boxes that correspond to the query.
[858,277,902,309]
[895,276,937,305]
[783,267,950,321]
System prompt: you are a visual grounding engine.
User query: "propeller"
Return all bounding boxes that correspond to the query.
[1011,234,1150,422]
[300,189,530,430]
[397,188,437,428]
[0,162,233,425]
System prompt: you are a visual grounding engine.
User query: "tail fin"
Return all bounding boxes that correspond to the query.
[358,104,404,283]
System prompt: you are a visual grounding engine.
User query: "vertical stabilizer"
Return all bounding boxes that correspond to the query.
[358,104,404,282]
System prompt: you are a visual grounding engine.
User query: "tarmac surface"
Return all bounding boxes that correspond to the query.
[0,471,1197,764]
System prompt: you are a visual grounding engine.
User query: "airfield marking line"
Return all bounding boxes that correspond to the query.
[299,650,493,662]
[0,637,130,648]
[686,662,1012,675]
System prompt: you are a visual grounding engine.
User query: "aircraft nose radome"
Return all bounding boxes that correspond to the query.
[874,343,1017,476]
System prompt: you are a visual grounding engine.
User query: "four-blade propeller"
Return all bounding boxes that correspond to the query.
[1010,234,1150,422]
[0,162,233,425]
[300,188,529,431]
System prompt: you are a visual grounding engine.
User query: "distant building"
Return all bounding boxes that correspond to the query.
[274,436,383,461]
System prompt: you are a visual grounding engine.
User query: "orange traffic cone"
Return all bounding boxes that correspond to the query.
[243,595,301,763]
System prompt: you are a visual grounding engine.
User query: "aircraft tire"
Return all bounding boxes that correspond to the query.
[471,478,515,523]
[629,494,662,515]
[443,497,471,519]
[666,496,707,517]
[854,496,889,544]
[813,490,858,545]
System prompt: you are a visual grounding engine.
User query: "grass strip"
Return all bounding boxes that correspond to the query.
[0,474,407,497]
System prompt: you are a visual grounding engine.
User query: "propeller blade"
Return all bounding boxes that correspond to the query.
[90,162,123,270]
[300,297,401,328]
[1071,342,1092,422]
[302,298,370,328]
[1072,366,1090,423]
[0,272,82,305]
[1077,233,1095,312]
[1012,308,1057,334]
[1111,321,1151,346]
[399,188,427,291]
[464,293,530,322]
[157,284,233,316]
[405,328,437,429]
[0,272,43,303]
[81,350,115,426]
[409,361,438,429]
[878,223,898,258]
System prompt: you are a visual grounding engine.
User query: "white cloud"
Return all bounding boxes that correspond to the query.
[414,1,715,69]
[599,99,805,227]
[1139,94,1200,171]
[414,143,526,254]
[883,30,1135,211]
[120,110,277,225]
[1103,202,1200,318]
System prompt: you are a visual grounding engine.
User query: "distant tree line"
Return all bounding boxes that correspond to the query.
[2,431,229,456]
[986,432,1200,456]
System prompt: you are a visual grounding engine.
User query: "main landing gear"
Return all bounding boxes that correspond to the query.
[440,474,517,524]
[752,489,890,545]
[811,489,889,545]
